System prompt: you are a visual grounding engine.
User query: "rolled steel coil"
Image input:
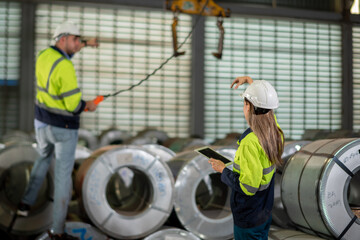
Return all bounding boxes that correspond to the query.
[125,136,157,145]
[163,137,208,153]
[279,141,312,173]
[1,130,34,145]
[268,226,325,240]
[169,146,236,239]
[0,143,54,236]
[78,129,98,150]
[75,145,120,198]
[281,138,360,239]
[144,227,200,240]
[78,145,175,239]
[35,221,109,240]
[272,173,295,230]
[135,128,169,145]
[142,144,176,162]
[272,140,312,229]
[212,132,241,148]
[74,145,92,165]
[211,138,238,148]
[75,144,173,196]
[99,128,132,147]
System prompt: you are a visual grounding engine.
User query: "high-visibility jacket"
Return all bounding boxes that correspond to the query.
[221,123,282,228]
[34,46,85,129]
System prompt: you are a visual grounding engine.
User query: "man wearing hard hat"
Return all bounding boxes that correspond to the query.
[17,21,99,240]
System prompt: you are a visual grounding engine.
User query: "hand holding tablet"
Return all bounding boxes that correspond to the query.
[195,146,233,167]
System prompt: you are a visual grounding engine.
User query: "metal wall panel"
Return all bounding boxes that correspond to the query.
[353,25,360,131]
[204,16,342,141]
[0,2,21,137]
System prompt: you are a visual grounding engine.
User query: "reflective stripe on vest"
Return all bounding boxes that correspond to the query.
[35,99,74,116]
[241,180,272,194]
[237,164,275,194]
[37,86,81,100]
[36,55,82,113]
[234,128,276,195]
[36,56,80,100]
[234,162,275,175]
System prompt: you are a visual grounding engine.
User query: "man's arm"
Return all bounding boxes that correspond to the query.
[81,38,99,49]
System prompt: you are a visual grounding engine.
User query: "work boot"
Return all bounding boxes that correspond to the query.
[47,230,80,240]
[16,202,31,217]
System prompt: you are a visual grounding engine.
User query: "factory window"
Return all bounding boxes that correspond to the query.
[34,3,192,137]
[0,2,21,136]
[204,16,342,141]
[354,25,360,131]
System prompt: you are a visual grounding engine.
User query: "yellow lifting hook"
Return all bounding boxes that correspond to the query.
[166,0,230,59]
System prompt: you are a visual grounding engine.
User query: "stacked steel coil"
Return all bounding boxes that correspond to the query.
[281,138,360,239]
[75,145,175,239]
[1,129,359,240]
[168,146,237,239]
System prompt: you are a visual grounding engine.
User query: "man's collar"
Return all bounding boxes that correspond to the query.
[50,46,74,59]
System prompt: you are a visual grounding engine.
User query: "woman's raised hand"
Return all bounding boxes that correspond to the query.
[230,76,253,89]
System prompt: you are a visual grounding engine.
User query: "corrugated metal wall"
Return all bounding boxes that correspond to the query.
[204,16,342,140]
[0,2,21,137]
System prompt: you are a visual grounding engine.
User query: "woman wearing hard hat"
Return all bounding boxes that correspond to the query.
[209,76,284,240]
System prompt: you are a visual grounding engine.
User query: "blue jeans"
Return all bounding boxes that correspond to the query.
[233,216,272,240]
[22,125,78,234]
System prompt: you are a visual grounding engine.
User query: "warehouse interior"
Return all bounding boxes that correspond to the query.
[0,0,360,239]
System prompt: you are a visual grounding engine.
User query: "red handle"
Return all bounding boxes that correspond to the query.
[93,95,104,105]
[84,95,104,112]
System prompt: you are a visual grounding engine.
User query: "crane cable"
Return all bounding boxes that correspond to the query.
[101,0,209,99]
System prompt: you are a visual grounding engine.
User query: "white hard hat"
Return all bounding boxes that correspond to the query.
[53,21,81,40]
[240,80,279,109]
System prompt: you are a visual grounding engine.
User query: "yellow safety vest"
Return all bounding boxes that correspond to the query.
[35,48,82,116]
[233,117,282,196]
[233,131,276,196]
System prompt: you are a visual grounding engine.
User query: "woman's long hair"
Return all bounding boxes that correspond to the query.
[245,99,284,166]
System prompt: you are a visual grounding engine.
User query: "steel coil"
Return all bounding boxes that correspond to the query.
[279,140,312,173]
[0,143,54,236]
[281,138,360,239]
[1,130,34,145]
[125,136,157,145]
[99,129,132,147]
[35,221,109,240]
[135,128,169,145]
[272,140,312,229]
[170,146,236,239]
[163,137,208,153]
[78,129,98,150]
[74,145,92,165]
[142,144,176,162]
[74,145,120,198]
[144,227,200,240]
[212,132,241,148]
[272,173,294,230]
[79,145,175,239]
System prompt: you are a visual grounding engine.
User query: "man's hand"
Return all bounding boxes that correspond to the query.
[208,158,226,173]
[84,99,97,112]
[230,76,253,89]
[85,38,99,48]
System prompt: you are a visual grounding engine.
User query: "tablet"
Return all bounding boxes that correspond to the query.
[195,146,233,166]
